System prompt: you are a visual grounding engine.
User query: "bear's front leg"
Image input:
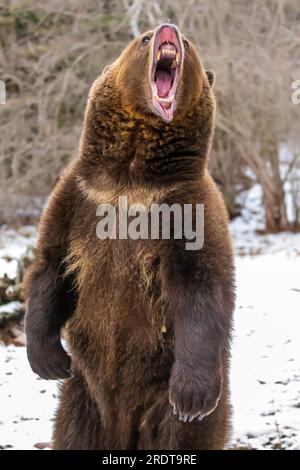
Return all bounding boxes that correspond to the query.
[165,257,232,423]
[25,255,76,380]
[24,172,78,380]
[169,301,223,422]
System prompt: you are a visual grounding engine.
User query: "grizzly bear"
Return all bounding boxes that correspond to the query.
[24,23,235,450]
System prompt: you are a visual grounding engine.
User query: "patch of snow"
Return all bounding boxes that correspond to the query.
[0,344,57,450]
[0,301,22,315]
[0,259,18,281]
[230,253,300,450]
[0,225,37,279]
[231,183,300,257]
[279,143,300,225]
[234,183,265,232]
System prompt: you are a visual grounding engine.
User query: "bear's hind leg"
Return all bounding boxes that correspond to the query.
[53,373,104,450]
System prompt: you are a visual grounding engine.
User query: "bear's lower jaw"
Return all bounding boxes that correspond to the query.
[151,94,176,123]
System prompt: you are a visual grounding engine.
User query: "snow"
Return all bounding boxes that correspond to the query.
[230,253,300,449]
[0,301,22,316]
[0,225,37,280]
[279,143,300,225]
[0,344,56,450]
[0,218,300,450]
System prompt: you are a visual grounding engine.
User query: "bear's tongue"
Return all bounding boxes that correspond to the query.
[155,70,172,98]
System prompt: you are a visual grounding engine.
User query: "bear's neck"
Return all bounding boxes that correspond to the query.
[79,87,214,189]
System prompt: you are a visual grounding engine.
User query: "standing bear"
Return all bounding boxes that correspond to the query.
[24,23,235,450]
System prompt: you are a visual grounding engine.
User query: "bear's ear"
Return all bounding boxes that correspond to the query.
[206,70,215,88]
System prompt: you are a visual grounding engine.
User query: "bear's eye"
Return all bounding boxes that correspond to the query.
[142,35,151,45]
[183,39,189,49]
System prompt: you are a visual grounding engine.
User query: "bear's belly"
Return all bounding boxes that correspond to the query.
[65,240,174,392]
[65,231,174,393]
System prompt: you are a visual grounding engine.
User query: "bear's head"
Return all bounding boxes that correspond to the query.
[112,23,215,124]
[80,24,216,186]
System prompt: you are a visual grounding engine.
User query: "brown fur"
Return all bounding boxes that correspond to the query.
[24,25,235,450]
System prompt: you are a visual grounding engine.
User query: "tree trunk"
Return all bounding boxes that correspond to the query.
[263,187,289,233]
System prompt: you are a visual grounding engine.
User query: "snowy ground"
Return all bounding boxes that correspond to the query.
[0,225,37,281]
[0,220,300,450]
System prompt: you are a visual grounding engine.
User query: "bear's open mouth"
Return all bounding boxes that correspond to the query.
[150,25,183,122]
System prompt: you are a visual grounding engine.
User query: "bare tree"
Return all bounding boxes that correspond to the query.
[0,0,299,230]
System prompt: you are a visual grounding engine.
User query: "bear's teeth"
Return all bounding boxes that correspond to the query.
[176,52,180,65]
[161,48,176,57]
[157,51,161,61]
[157,95,175,104]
